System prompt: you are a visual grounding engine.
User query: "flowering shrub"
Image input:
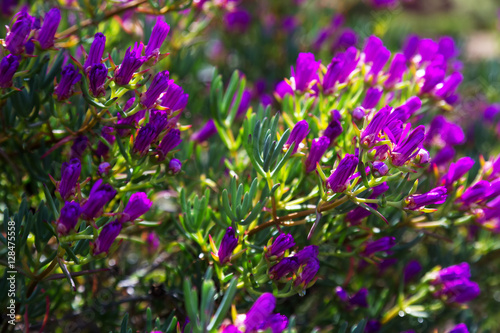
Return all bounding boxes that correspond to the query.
[1,0,500,332]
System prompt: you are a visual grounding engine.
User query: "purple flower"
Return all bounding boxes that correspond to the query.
[442,157,475,187]
[405,187,447,210]
[218,227,238,264]
[369,144,389,161]
[349,288,368,307]
[269,257,299,280]
[84,33,106,70]
[326,154,358,192]
[322,58,341,93]
[484,104,500,122]
[115,42,147,85]
[224,9,251,33]
[362,236,396,256]
[261,313,288,333]
[363,36,383,63]
[346,203,376,223]
[169,158,182,174]
[418,39,439,63]
[275,80,293,99]
[88,64,108,97]
[244,293,276,332]
[338,47,359,83]
[435,72,463,99]
[438,36,459,60]
[285,120,309,153]
[267,233,295,258]
[160,82,189,112]
[93,220,122,255]
[38,8,60,49]
[145,18,170,58]
[157,128,182,160]
[5,12,32,54]
[232,89,252,118]
[141,70,171,108]
[295,245,319,265]
[384,53,407,88]
[146,231,160,254]
[369,0,397,8]
[449,324,469,333]
[460,181,490,206]
[294,257,320,287]
[57,201,81,235]
[121,192,152,223]
[352,107,365,121]
[432,146,455,167]
[292,53,320,92]
[70,136,89,160]
[0,54,20,88]
[335,286,349,302]
[372,161,388,177]
[360,105,392,148]
[436,262,470,282]
[59,158,81,200]
[191,119,217,143]
[96,126,115,157]
[390,125,425,167]
[323,111,343,142]
[404,260,422,283]
[305,136,330,173]
[334,29,357,51]
[368,46,391,79]
[133,123,157,156]
[365,320,381,333]
[54,64,82,101]
[81,179,117,219]
[98,162,111,176]
[403,34,420,61]
[362,88,383,109]
[421,66,445,94]
[439,279,480,303]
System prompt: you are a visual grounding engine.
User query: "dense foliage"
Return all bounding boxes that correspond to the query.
[1,0,500,332]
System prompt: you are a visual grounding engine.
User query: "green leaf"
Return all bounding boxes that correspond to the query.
[207,277,238,330]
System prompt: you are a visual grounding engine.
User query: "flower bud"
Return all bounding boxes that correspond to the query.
[326,154,358,192]
[421,66,445,94]
[305,136,330,173]
[144,18,170,58]
[157,129,182,160]
[362,236,396,256]
[362,87,383,109]
[403,34,420,60]
[285,120,309,153]
[160,82,189,112]
[5,13,32,54]
[57,201,81,235]
[294,257,320,287]
[372,161,388,177]
[435,72,463,99]
[218,227,238,264]
[141,71,171,108]
[81,179,117,219]
[295,245,319,265]
[0,54,20,88]
[54,64,82,101]
[244,293,276,332]
[322,58,341,93]
[121,192,152,223]
[363,36,383,63]
[84,33,106,70]
[89,64,108,97]
[93,220,122,255]
[384,53,406,89]
[269,257,299,280]
[115,42,146,85]
[293,53,320,92]
[169,158,182,174]
[59,158,81,200]
[403,260,422,283]
[191,119,217,143]
[405,187,447,210]
[133,123,157,156]
[267,233,295,258]
[38,8,60,49]
[390,125,425,167]
[352,106,366,121]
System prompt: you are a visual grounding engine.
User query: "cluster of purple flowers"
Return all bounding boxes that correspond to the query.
[266,234,320,290]
[55,159,152,255]
[432,262,480,304]
[222,293,288,333]
[0,7,61,88]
